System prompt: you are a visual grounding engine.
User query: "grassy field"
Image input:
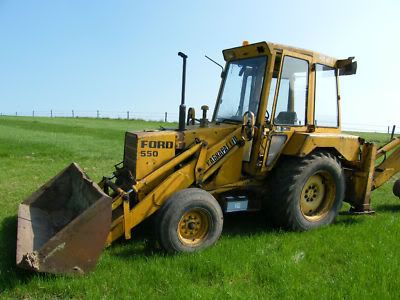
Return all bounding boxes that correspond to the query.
[0,116,399,299]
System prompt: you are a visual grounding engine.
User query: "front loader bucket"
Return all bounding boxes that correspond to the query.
[16,163,112,275]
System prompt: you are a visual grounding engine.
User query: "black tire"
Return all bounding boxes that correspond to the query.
[155,188,223,253]
[394,179,400,198]
[269,151,345,231]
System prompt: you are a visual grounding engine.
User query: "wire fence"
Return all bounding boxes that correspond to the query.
[340,123,399,135]
[0,110,179,123]
[0,110,398,134]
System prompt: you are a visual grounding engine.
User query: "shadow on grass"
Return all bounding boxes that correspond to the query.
[109,209,369,261]
[223,211,274,236]
[335,208,371,226]
[375,204,400,213]
[105,217,164,260]
[1,210,366,280]
[0,216,44,292]
[334,216,364,226]
[109,211,275,260]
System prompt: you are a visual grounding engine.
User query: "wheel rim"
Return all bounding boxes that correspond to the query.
[300,171,336,222]
[177,209,210,246]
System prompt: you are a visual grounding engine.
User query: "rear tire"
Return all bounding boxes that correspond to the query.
[156,188,223,253]
[269,152,345,231]
[394,179,400,198]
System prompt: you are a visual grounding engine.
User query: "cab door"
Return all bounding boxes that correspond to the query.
[259,50,312,172]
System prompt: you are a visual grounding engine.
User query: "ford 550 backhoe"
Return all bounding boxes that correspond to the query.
[16,41,400,275]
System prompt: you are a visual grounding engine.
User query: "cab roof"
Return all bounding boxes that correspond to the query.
[222,41,355,69]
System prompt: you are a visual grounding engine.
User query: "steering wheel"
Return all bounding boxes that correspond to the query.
[241,111,255,141]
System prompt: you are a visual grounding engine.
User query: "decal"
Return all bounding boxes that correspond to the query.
[206,136,239,167]
[139,140,174,157]
[140,140,174,149]
[140,150,159,157]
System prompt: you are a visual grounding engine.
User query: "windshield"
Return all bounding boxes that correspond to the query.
[215,56,267,122]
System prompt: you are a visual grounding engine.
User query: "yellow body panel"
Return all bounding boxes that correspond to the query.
[282,132,361,162]
[213,146,244,187]
[181,124,237,149]
[128,131,176,180]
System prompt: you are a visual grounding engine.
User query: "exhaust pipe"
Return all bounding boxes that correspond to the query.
[178,52,188,131]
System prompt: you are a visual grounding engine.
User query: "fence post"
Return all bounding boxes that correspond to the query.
[391,125,396,140]
[165,112,168,122]
[127,111,130,120]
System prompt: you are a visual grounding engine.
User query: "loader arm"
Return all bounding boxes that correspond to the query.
[106,127,243,245]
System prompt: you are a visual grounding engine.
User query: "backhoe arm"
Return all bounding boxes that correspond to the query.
[373,137,400,190]
[349,137,400,212]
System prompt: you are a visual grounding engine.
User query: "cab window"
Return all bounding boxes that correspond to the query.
[274,56,309,126]
[215,56,267,122]
[266,55,281,122]
[314,64,338,127]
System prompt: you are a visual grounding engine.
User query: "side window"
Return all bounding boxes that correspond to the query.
[274,56,308,126]
[266,56,281,121]
[267,77,277,119]
[315,64,338,127]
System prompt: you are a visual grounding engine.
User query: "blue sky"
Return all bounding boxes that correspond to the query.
[0,0,399,129]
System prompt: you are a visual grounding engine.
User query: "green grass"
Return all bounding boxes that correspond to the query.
[0,116,399,299]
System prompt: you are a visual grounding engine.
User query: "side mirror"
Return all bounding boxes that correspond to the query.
[339,61,357,76]
[336,57,357,76]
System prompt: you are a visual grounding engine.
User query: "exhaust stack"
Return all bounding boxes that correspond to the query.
[178,52,188,131]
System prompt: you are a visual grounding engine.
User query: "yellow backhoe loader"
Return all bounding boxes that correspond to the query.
[16,41,400,275]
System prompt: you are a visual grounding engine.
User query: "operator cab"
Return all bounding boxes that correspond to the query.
[213,41,356,129]
[212,41,357,175]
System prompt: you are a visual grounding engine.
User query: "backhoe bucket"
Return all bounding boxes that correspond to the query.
[16,163,112,275]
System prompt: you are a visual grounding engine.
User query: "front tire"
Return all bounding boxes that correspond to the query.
[270,152,345,231]
[156,188,223,253]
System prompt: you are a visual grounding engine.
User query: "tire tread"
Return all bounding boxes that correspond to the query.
[268,151,344,231]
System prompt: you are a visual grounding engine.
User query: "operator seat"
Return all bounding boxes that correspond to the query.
[275,111,298,125]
